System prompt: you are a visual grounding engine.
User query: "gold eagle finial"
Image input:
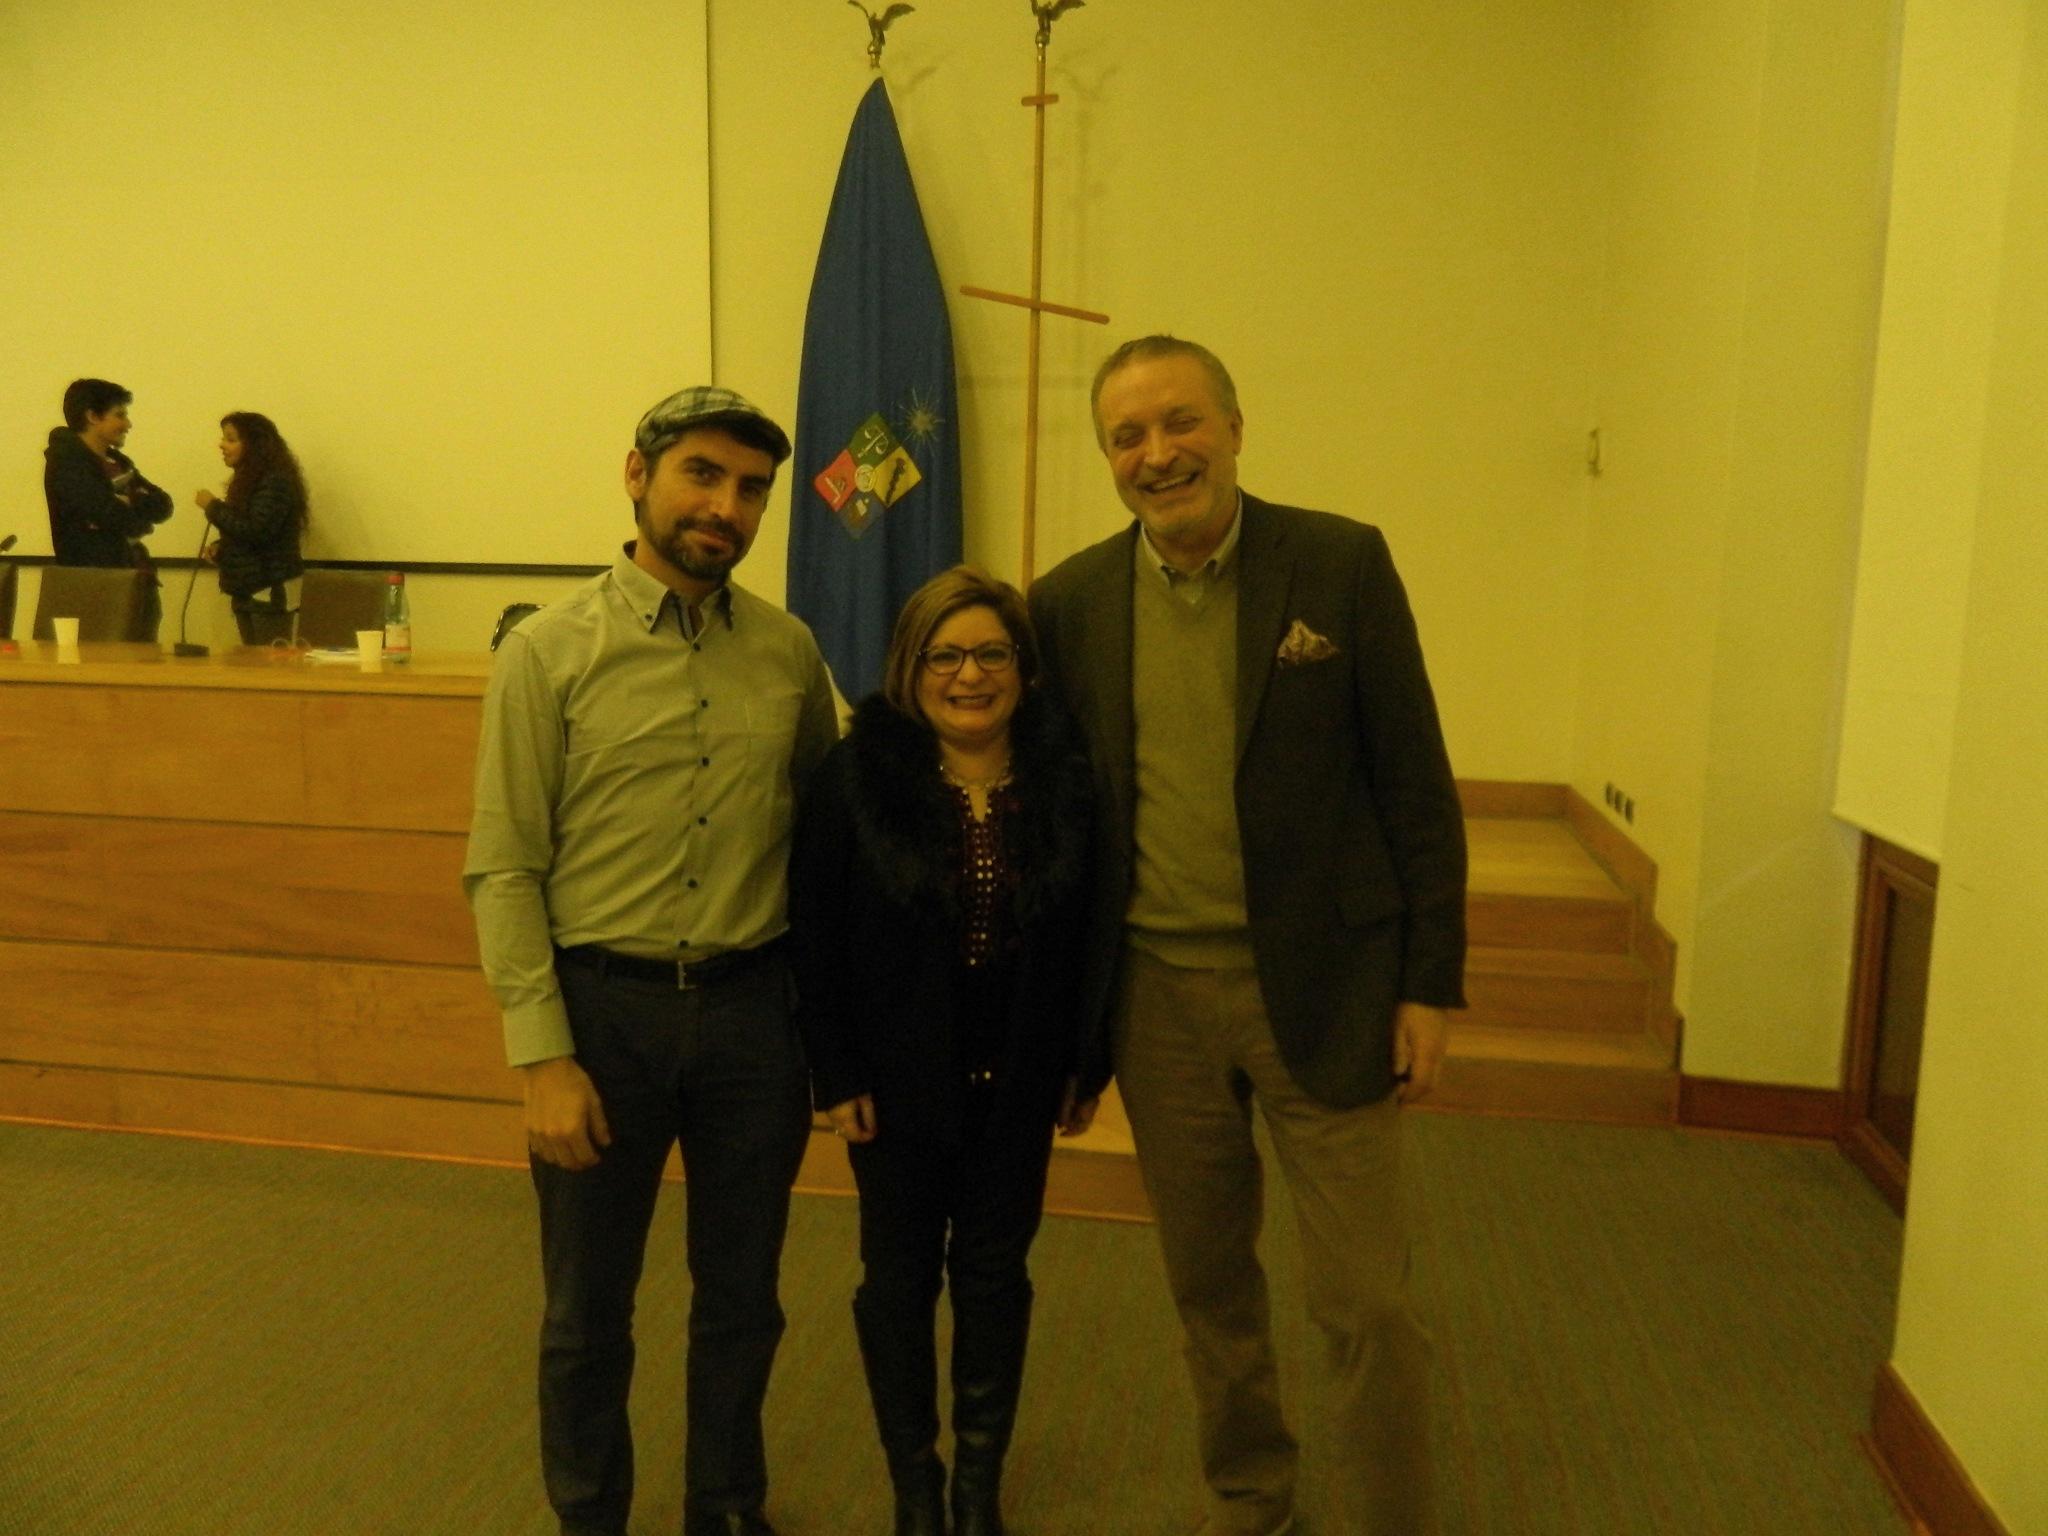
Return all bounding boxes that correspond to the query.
[848,1,916,70]
[1031,0,1085,50]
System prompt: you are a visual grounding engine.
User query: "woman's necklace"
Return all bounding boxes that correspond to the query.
[940,755,1013,792]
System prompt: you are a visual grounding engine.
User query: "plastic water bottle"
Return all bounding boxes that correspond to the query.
[383,571,412,664]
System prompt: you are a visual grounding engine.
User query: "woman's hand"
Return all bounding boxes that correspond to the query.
[1056,1078,1099,1137]
[827,1094,877,1143]
[193,488,219,513]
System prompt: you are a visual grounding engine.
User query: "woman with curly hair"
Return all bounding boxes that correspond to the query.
[194,411,307,645]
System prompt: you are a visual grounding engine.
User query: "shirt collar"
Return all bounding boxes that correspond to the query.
[613,543,734,634]
[1135,490,1244,587]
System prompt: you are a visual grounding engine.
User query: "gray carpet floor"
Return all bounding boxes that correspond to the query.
[0,1113,1909,1535]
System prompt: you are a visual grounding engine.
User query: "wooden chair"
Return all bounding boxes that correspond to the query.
[296,569,390,648]
[32,565,153,642]
[490,602,541,651]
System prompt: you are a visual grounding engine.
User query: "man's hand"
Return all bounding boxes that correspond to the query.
[826,1094,877,1143]
[1392,1003,1451,1104]
[522,1056,611,1170]
[1056,1077,1099,1138]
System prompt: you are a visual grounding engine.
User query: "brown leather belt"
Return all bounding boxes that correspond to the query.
[554,936,784,991]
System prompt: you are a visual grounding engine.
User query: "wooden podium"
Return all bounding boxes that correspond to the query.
[0,643,523,1160]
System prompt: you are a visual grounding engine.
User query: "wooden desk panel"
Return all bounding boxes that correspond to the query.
[0,813,476,965]
[1,686,480,832]
[0,940,504,1100]
[0,649,506,1155]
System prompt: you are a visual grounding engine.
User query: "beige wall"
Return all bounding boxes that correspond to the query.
[1885,4,2048,1529]
[711,0,1609,782]
[1571,0,1892,1083]
[1,0,712,584]
[1832,0,2029,861]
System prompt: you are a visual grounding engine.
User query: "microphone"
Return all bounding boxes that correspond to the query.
[173,518,210,657]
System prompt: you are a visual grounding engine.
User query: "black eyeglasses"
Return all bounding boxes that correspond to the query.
[919,642,1018,675]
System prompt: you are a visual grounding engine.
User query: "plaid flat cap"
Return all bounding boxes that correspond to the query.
[635,385,792,466]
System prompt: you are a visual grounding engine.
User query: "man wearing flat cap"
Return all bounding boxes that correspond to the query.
[465,387,840,1536]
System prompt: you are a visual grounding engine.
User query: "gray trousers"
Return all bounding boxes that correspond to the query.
[1114,945,1435,1536]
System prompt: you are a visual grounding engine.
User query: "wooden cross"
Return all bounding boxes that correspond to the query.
[959,0,1109,586]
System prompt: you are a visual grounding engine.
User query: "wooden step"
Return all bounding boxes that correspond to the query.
[1463,946,1651,1033]
[1429,1022,1677,1126]
[1466,816,1635,953]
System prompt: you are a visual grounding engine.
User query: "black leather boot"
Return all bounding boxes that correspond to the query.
[948,1289,1032,1536]
[887,1446,948,1536]
[854,1287,947,1535]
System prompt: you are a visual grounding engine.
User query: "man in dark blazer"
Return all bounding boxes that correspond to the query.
[1028,336,1466,1536]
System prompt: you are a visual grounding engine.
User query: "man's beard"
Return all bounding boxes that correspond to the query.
[642,511,743,583]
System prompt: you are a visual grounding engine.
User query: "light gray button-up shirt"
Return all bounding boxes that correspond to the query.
[463,549,840,1065]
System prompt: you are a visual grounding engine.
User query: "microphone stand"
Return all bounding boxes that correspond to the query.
[173,519,210,657]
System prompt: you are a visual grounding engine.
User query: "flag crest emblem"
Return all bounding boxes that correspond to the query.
[813,412,925,536]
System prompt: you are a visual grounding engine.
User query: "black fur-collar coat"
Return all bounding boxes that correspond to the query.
[789,690,1097,1146]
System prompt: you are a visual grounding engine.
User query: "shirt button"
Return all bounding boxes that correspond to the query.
[700,756,710,766]
[698,816,708,826]
[700,699,710,708]
[687,878,699,889]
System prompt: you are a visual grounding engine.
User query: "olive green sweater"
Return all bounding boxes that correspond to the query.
[1127,555,1255,968]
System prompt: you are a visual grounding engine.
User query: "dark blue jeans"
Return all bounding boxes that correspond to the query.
[533,955,811,1535]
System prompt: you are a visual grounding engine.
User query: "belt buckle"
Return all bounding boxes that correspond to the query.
[675,958,697,991]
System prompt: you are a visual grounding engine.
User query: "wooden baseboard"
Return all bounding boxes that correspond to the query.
[1563,787,1660,912]
[1676,1075,1845,1138]
[1869,1364,2010,1536]
[1840,1118,1909,1216]
[1456,779,1567,818]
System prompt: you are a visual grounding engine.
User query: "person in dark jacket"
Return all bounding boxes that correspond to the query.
[195,412,308,645]
[790,565,1101,1536]
[43,378,174,638]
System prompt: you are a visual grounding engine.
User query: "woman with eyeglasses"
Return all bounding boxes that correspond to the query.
[193,412,308,645]
[790,565,1099,1536]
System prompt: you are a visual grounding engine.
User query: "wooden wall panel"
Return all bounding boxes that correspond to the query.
[0,941,504,1099]
[0,813,476,965]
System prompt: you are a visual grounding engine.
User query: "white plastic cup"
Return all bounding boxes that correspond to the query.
[51,616,81,655]
[355,629,385,672]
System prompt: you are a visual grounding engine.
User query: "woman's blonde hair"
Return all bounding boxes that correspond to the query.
[880,564,1039,722]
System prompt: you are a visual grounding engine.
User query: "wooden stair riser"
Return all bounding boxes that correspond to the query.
[1466,891,1634,954]
[1462,966,1650,1034]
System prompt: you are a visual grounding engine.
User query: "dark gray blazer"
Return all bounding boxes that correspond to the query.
[1028,492,1467,1109]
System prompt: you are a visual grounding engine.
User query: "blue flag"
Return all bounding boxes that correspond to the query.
[789,79,963,704]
